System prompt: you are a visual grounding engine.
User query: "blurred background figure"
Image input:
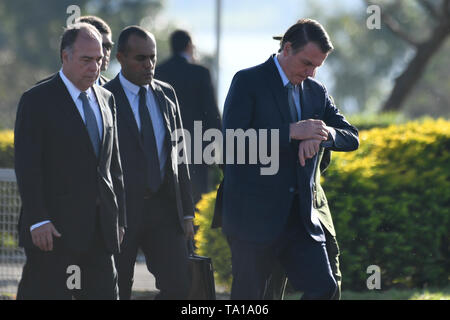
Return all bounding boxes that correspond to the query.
[156,30,222,205]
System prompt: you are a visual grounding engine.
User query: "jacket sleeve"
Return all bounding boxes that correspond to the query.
[321,88,359,152]
[14,91,49,228]
[168,86,195,218]
[108,94,127,228]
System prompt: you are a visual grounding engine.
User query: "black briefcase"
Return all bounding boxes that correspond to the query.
[187,240,216,300]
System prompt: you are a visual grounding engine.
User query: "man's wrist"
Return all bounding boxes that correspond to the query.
[30,220,51,231]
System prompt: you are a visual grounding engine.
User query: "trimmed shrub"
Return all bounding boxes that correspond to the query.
[347,112,409,131]
[194,189,232,290]
[194,118,450,291]
[0,130,14,168]
[324,118,449,290]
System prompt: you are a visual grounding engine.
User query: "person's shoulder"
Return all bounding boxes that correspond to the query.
[35,73,57,85]
[232,60,267,83]
[303,77,327,92]
[95,83,114,99]
[153,78,175,92]
[25,74,59,98]
[102,75,119,91]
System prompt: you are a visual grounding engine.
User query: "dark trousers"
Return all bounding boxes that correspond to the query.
[228,198,337,300]
[17,217,118,300]
[264,228,342,300]
[114,179,190,300]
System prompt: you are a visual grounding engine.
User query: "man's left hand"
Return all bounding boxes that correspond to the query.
[298,139,322,166]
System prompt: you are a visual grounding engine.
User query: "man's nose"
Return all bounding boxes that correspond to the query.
[144,58,153,69]
[306,67,316,77]
[89,60,100,72]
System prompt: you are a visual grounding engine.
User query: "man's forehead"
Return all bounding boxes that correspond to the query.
[295,43,328,66]
[128,35,156,53]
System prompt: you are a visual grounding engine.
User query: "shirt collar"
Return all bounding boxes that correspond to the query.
[178,52,193,63]
[273,55,290,87]
[59,69,95,102]
[119,71,153,96]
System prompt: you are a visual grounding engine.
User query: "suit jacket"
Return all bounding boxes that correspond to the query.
[14,74,126,253]
[156,56,222,196]
[103,75,195,233]
[221,56,359,244]
[37,73,110,86]
[155,55,222,135]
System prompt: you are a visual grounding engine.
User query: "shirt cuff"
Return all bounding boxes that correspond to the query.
[30,220,51,231]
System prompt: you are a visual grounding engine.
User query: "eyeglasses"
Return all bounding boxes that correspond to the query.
[102,42,114,51]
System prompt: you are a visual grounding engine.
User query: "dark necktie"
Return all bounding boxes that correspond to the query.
[139,87,162,192]
[79,92,101,157]
[286,82,300,122]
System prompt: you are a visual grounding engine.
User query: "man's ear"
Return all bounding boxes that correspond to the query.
[61,49,70,64]
[116,51,124,64]
[282,42,292,57]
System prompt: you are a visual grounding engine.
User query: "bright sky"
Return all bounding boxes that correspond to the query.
[157,0,363,112]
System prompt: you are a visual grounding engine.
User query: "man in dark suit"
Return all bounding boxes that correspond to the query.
[14,23,126,299]
[156,30,222,204]
[221,19,359,299]
[104,26,195,300]
[37,16,114,86]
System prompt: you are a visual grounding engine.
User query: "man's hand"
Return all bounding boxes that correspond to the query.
[290,119,329,141]
[298,139,322,166]
[184,219,195,240]
[31,222,61,251]
[119,227,125,244]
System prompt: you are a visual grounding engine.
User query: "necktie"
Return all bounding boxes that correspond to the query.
[79,92,101,157]
[286,82,300,122]
[139,87,162,192]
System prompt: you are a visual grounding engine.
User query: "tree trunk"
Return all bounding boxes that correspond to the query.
[382,23,450,111]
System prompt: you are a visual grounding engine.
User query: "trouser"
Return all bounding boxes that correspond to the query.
[17,218,118,300]
[228,203,337,300]
[264,228,341,300]
[114,178,190,300]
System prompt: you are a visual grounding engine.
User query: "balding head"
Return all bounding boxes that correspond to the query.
[61,23,103,91]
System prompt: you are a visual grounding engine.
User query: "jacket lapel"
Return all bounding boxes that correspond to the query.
[300,80,316,120]
[151,82,174,150]
[53,74,98,158]
[263,56,292,124]
[92,84,108,158]
[110,76,144,147]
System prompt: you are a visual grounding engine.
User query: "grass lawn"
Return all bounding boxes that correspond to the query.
[284,286,450,300]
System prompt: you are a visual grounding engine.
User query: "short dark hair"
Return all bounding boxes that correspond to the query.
[60,22,102,62]
[77,15,111,35]
[279,19,333,54]
[170,30,192,54]
[117,25,152,54]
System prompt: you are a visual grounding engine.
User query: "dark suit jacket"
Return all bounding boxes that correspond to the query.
[155,55,221,134]
[103,75,195,233]
[14,74,126,254]
[221,56,359,244]
[37,73,110,86]
[156,56,222,196]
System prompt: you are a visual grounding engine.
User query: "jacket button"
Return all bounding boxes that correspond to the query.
[289,187,295,193]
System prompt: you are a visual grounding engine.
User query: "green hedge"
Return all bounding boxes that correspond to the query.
[347,112,409,131]
[0,130,14,168]
[195,118,450,291]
